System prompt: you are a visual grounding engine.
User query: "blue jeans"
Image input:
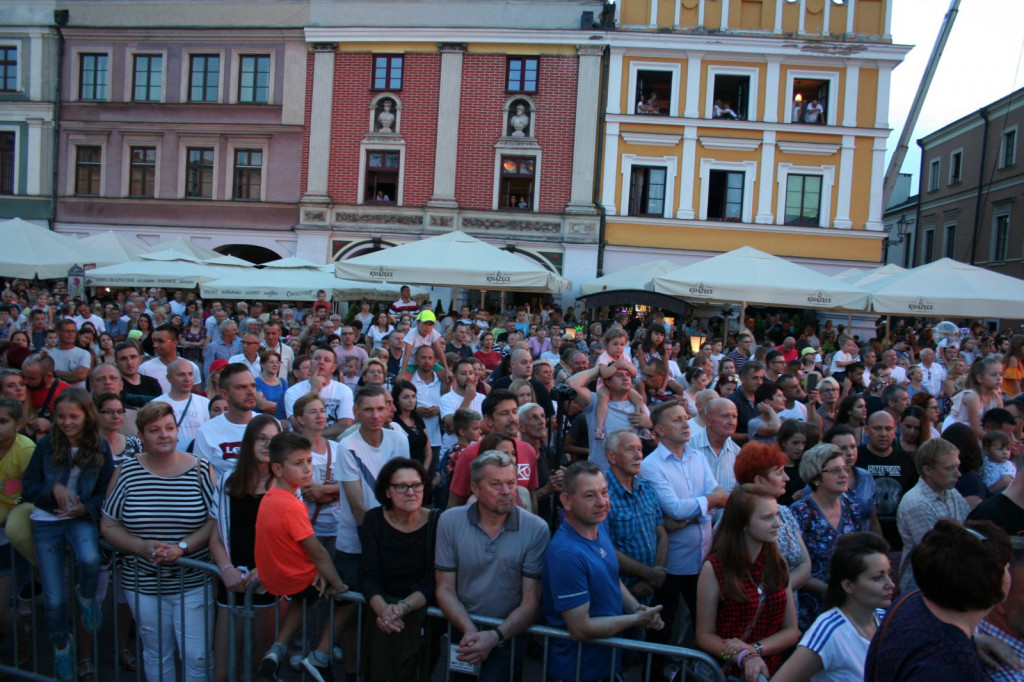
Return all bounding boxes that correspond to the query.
[33,518,101,646]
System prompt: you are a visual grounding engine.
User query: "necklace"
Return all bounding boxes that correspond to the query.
[847,611,877,640]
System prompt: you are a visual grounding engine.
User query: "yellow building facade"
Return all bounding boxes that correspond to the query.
[599,0,910,274]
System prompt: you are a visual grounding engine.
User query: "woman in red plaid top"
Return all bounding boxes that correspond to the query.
[696,484,800,681]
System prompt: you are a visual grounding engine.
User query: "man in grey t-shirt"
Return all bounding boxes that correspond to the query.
[49,318,92,389]
[435,451,548,682]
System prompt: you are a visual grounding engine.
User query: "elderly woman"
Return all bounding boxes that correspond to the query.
[822,426,879,534]
[791,443,860,630]
[815,377,842,432]
[733,442,811,591]
[864,520,1010,680]
[360,457,440,681]
[101,401,217,682]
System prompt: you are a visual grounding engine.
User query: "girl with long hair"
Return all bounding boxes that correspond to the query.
[696,484,799,680]
[943,356,1004,439]
[22,389,114,680]
[835,394,868,445]
[208,414,280,682]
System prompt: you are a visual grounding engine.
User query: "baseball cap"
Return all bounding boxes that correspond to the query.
[800,347,817,357]
[416,310,437,323]
[127,329,143,341]
[209,359,230,373]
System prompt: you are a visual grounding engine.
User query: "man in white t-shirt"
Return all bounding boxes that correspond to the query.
[439,358,484,452]
[139,324,202,394]
[193,364,256,476]
[410,345,448,462]
[228,332,262,376]
[283,346,354,438]
[49,318,92,389]
[336,385,410,560]
[72,301,105,333]
[152,359,210,450]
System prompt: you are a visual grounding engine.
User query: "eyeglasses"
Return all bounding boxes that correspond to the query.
[99,409,126,416]
[821,465,850,476]
[389,482,425,494]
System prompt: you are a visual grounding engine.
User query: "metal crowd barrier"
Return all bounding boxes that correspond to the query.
[1,540,725,682]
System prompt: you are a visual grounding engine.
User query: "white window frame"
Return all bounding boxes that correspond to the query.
[229,50,276,105]
[627,62,681,117]
[928,158,941,192]
[921,226,935,264]
[70,48,111,102]
[120,134,163,198]
[0,125,19,194]
[181,49,226,104]
[948,148,963,184]
[66,133,109,197]
[226,138,269,202]
[0,43,22,94]
[783,69,840,124]
[125,48,167,104]
[698,158,757,223]
[775,163,836,228]
[704,65,761,121]
[178,135,221,199]
[942,222,957,259]
[492,148,542,212]
[358,141,406,206]
[619,154,677,219]
[1000,126,1018,169]
[991,207,1011,263]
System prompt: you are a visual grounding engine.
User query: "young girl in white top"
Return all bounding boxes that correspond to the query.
[592,327,647,440]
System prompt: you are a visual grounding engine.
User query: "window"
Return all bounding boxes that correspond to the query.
[784,174,822,226]
[634,69,672,116]
[707,170,745,221]
[921,228,935,264]
[1002,130,1017,168]
[79,54,108,101]
[185,147,214,198]
[365,150,400,202]
[0,46,16,92]
[233,149,262,200]
[712,74,750,120]
[74,146,102,196]
[238,55,270,104]
[372,56,402,91]
[992,214,1009,262]
[507,57,538,93]
[949,150,962,184]
[499,156,535,210]
[0,132,13,194]
[189,54,220,102]
[928,159,941,192]
[132,54,162,102]
[791,78,830,125]
[128,146,156,197]
[944,224,957,259]
[627,166,666,217]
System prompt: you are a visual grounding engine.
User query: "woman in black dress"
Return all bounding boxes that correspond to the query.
[391,380,431,470]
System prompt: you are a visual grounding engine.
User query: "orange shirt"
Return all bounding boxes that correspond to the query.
[255,486,317,597]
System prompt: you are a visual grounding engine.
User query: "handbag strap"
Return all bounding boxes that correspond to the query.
[868,591,915,680]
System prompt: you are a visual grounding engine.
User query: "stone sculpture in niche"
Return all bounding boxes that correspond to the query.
[508,102,531,137]
[375,98,396,133]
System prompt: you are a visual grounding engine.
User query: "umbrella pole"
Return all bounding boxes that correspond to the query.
[500,290,505,314]
[481,289,486,311]
[886,314,891,344]
[740,302,747,335]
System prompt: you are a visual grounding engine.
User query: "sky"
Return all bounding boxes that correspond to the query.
[888,0,1024,193]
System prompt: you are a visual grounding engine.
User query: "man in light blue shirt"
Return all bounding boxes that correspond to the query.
[640,401,727,651]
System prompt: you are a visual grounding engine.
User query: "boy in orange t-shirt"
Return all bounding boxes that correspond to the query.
[255,432,347,682]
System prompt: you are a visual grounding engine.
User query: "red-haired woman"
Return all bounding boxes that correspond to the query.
[696,484,800,681]
[734,442,811,591]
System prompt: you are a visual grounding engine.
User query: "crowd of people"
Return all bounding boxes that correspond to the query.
[0,278,1024,682]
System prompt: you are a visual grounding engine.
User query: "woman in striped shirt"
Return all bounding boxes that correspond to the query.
[100,400,217,682]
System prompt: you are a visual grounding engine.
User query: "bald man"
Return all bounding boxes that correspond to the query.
[857,411,917,553]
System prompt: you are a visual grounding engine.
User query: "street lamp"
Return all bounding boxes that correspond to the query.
[883,215,912,248]
[689,331,707,355]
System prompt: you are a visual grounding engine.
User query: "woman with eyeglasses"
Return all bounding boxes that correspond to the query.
[814,377,842,433]
[360,457,441,681]
[95,393,142,464]
[695,484,799,682]
[790,443,861,630]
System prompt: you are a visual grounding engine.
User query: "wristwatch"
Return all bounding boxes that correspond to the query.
[753,642,763,657]
[177,541,189,555]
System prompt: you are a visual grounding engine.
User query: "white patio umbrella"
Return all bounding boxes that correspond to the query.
[841,263,907,287]
[578,260,679,295]
[652,246,870,322]
[334,231,571,293]
[865,258,1024,318]
[0,218,118,278]
[153,238,221,260]
[78,231,153,262]
[200,257,430,301]
[85,250,250,288]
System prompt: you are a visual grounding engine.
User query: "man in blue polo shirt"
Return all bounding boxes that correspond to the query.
[542,461,664,682]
